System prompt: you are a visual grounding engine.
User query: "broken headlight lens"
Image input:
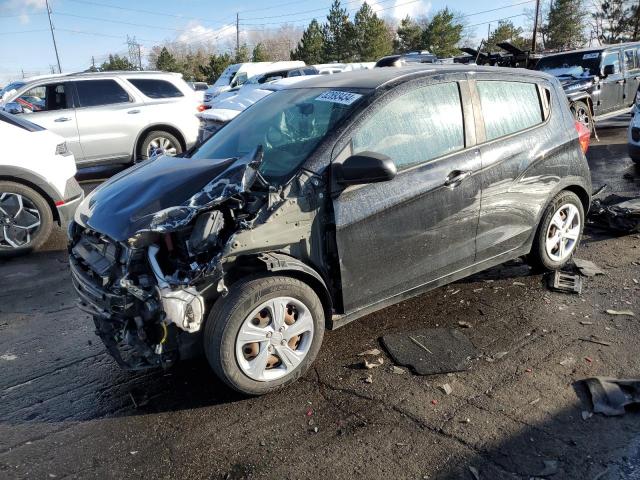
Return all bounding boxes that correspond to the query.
[147,206,198,233]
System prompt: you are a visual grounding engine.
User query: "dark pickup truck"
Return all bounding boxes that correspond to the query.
[535,42,640,132]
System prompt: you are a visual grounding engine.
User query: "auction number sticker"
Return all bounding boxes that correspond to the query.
[582,52,600,59]
[315,90,362,105]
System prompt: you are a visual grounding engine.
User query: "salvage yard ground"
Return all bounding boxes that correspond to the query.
[1,117,639,480]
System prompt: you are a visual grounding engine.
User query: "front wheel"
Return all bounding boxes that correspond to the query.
[529,191,584,271]
[204,275,325,395]
[570,100,593,134]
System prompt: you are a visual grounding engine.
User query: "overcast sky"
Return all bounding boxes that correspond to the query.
[0,0,537,84]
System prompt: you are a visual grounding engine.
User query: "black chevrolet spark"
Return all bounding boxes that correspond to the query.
[69,66,592,395]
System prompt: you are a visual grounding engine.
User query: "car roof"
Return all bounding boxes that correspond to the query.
[17,70,184,84]
[278,64,553,90]
[542,42,640,57]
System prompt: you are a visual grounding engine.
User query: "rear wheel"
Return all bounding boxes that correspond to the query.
[529,191,584,271]
[571,100,593,134]
[204,275,325,395]
[138,130,182,161]
[0,181,53,257]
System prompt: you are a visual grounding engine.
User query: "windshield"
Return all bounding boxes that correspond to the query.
[212,66,238,88]
[536,51,602,78]
[190,87,367,184]
[1,81,25,97]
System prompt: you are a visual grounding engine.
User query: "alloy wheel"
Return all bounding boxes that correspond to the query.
[573,105,591,131]
[146,136,178,157]
[545,203,581,262]
[0,192,42,249]
[235,296,314,382]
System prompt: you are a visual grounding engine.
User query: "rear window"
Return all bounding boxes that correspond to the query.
[477,81,544,141]
[75,79,131,107]
[128,78,184,98]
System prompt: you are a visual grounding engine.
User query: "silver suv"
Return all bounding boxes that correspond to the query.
[1,71,200,166]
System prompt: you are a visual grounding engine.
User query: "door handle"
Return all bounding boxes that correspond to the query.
[444,170,471,187]
[616,79,625,84]
[54,117,72,122]
[127,109,141,114]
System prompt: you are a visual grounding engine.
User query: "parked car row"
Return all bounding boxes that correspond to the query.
[65,65,594,395]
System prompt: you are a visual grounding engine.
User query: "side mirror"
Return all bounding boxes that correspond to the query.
[3,102,24,114]
[336,152,397,186]
[602,64,616,77]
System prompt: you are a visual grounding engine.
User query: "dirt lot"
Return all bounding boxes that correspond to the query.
[1,118,639,480]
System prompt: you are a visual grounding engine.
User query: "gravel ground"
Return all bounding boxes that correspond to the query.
[1,117,639,480]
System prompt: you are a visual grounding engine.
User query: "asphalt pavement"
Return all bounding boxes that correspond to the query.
[1,117,639,479]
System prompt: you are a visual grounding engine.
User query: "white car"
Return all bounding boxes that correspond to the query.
[629,110,640,164]
[1,71,200,166]
[0,111,83,256]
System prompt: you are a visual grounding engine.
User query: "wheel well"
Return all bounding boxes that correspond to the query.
[0,175,59,224]
[224,257,334,329]
[563,185,591,213]
[135,125,186,159]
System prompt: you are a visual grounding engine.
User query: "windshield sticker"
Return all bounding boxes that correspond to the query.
[315,91,362,105]
[583,53,600,59]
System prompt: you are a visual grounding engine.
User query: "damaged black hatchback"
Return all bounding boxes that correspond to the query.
[69,66,592,394]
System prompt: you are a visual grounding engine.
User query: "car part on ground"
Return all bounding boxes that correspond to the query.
[68,66,592,395]
[582,377,640,416]
[547,270,583,294]
[381,328,477,375]
[589,194,640,233]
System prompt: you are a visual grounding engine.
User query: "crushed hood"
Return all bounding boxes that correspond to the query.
[75,151,261,241]
[557,75,596,93]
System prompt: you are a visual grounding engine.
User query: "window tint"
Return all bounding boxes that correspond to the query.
[18,83,69,113]
[303,67,317,75]
[477,81,543,141]
[602,51,620,73]
[352,82,464,170]
[289,70,301,77]
[75,79,130,107]
[128,78,184,98]
[624,49,638,70]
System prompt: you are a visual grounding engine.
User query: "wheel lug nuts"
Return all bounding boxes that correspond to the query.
[266,332,272,338]
[280,340,286,346]
[279,327,284,332]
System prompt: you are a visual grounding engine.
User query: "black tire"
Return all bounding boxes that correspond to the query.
[570,100,593,134]
[529,191,584,271]
[204,275,325,395]
[137,130,183,161]
[0,181,53,257]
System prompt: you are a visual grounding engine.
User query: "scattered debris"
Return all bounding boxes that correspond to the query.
[468,465,480,480]
[363,357,384,369]
[581,410,593,420]
[548,271,583,294]
[128,391,149,409]
[382,328,477,375]
[391,366,406,375]
[573,258,605,277]
[512,281,526,286]
[582,377,640,416]
[306,408,313,417]
[313,426,319,433]
[0,354,17,361]
[457,321,472,328]
[589,194,640,233]
[431,399,438,406]
[579,320,594,325]
[451,289,460,295]
[529,397,541,405]
[559,357,576,367]
[364,375,373,384]
[130,451,138,455]
[486,351,508,362]
[605,309,635,317]
[578,336,611,347]
[358,348,381,356]
[525,368,533,373]
[439,384,453,395]
[585,357,593,363]
[459,417,471,424]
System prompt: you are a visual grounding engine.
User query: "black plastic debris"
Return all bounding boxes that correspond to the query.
[588,194,640,233]
[548,271,583,294]
[572,258,605,277]
[381,328,477,375]
[582,377,640,416]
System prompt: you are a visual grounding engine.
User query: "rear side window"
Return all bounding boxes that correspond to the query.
[352,82,464,170]
[477,81,543,141]
[128,78,184,98]
[75,79,131,107]
[624,49,638,71]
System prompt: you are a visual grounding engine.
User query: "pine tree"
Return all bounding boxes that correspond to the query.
[291,19,326,64]
[101,54,136,71]
[395,16,423,53]
[322,0,357,62]
[546,0,585,49]
[354,2,393,61]
[252,43,269,62]
[155,47,179,72]
[235,44,251,63]
[593,0,635,43]
[484,20,528,52]
[199,53,233,83]
[422,8,463,57]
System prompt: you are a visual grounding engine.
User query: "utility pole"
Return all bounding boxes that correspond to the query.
[137,44,142,70]
[45,0,62,73]
[236,12,240,60]
[91,56,95,70]
[531,0,541,53]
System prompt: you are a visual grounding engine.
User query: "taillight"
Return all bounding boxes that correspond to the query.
[574,120,590,154]
[197,104,211,112]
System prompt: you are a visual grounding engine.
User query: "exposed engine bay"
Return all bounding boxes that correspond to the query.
[68,147,326,370]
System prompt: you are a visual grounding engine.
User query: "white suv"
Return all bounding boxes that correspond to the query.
[0,111,84,256]
[1,71,200,167]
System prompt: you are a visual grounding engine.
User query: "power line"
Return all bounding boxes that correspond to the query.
[0,29,50,35]
[241,0,398,21]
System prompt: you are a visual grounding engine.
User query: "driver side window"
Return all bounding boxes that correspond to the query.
[18,83,70,113]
